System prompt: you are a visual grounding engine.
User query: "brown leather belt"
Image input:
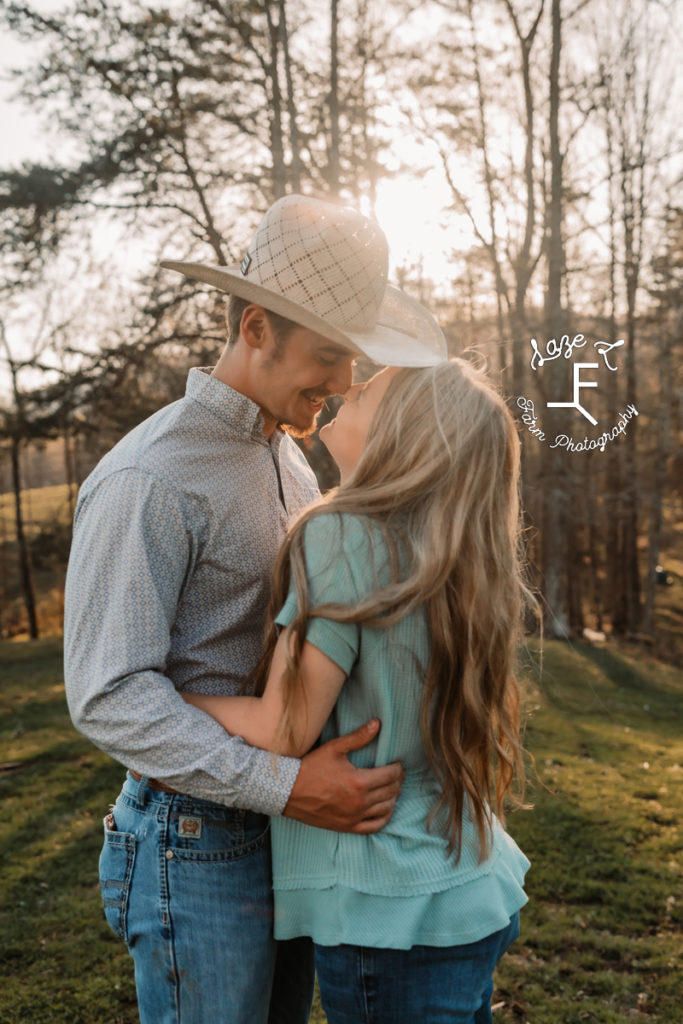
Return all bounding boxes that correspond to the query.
[128,769,182,795]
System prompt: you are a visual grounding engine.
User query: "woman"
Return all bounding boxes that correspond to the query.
[184,358,534,1024]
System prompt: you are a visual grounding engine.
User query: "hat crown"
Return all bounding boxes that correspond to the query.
[243,195,389,331]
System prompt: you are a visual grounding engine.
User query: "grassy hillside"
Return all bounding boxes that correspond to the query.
[0,636,681,1024]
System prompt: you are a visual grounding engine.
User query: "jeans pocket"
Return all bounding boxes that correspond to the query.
[169,817,270,862]
[99,813,136,942]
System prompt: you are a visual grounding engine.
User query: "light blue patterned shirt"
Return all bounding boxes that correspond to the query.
[63,367,320,815]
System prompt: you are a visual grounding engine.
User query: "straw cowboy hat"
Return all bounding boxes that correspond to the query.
[161,194,448,367]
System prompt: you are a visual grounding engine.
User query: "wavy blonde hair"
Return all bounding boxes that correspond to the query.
[251,357,536,860]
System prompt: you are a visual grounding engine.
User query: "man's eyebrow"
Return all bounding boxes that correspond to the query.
[319,344,355,356]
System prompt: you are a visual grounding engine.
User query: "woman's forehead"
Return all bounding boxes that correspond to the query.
[369,366,400,385]
[368,366,401,392]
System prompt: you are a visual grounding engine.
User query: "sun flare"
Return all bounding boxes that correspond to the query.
[374,167,473,289]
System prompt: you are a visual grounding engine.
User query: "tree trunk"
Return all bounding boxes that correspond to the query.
[642,303,675,635]
[0,492,7,638]
[355,0,378,210]
[619,140,643,631]
[329,0,341,192]
[601,80,626,634]
[566,460,584,632]
[467,0,509,378]
[541,0,570,638]
[73,429,83,487]
[278,0,301,193]
[500,0,545,400]
[63,425,75,528]
[584,451,603,631]
[10,437,39,639]
[265,1,287,199]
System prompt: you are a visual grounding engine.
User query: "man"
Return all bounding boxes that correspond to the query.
[64,194,447,1024]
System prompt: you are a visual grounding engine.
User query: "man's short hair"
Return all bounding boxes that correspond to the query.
[226,295,299,349]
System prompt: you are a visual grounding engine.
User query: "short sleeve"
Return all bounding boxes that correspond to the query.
[274,514,374,675]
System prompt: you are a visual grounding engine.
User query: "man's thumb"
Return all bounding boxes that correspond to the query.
[336,718,381,755]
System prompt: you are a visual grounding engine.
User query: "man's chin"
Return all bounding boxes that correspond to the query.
[279,416,318,439]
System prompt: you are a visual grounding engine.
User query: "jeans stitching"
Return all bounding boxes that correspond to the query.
[99,827,136,943]
[158,800,182,1023]
[360,947,372,1024]
[168,823,270,862]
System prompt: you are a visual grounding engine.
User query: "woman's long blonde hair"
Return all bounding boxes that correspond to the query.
[252,358,536,860]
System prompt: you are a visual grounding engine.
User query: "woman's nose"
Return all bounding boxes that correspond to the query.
[343,382,363,403]
[328,358,355,397]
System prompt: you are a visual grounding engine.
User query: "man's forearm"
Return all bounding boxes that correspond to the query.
[66,664,300,815]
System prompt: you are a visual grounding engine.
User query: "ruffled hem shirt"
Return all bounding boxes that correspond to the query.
[271,512,529,950]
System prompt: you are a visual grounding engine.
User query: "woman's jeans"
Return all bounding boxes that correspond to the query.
[314,913,520,1024]
[98,772,314,1024]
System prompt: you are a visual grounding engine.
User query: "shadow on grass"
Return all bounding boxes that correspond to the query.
[0,636,64,671]
[0,694,75,731]
[530,639,682,725]
[575,641,682,707]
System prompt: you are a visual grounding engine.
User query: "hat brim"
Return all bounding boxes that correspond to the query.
[161,260,448,368]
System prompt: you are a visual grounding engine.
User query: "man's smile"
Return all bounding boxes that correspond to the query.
[301,391,329,412]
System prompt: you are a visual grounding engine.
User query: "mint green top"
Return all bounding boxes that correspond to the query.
[272,512,529,949]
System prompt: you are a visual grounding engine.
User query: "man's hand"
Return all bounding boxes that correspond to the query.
[282,719,404,833]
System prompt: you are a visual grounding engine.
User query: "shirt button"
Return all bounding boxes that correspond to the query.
[166,850,174,860]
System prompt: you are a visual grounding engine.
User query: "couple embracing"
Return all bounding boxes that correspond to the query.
[64,195,532,1024]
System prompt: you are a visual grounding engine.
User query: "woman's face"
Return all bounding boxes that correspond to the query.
[320,366,400,480]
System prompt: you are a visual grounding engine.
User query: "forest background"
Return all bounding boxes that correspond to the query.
[0,0,681,650]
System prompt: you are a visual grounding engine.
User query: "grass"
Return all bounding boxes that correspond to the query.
[495,640,683,1023]
[0,637,681,1023]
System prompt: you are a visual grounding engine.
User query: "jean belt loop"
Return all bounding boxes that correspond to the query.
[135,773,150,803]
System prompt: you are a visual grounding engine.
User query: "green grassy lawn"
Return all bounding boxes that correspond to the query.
[1,636,681,1024]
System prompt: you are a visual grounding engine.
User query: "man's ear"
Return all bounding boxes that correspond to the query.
[240,304,269,350]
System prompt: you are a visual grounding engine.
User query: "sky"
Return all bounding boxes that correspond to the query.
[0,5,53,165]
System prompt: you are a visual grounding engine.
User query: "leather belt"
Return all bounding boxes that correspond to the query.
[128,769,182,795]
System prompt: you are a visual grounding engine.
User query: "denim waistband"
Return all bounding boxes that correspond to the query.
[120,771,269,829]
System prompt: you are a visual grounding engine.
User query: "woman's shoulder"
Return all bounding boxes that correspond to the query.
[300,511,395,595]
[302,510,387,559]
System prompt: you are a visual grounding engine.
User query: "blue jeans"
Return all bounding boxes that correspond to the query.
[99,772,314,1024]
[314,913,520,1024]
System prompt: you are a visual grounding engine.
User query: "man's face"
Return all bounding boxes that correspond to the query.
[254,322,357,435]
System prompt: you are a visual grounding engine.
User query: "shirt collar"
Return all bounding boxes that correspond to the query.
[185,367,285,449]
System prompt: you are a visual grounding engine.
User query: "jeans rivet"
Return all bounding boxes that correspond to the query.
[166,849,174,860]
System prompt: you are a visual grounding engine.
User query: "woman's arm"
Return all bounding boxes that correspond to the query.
[182,632,346,758]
